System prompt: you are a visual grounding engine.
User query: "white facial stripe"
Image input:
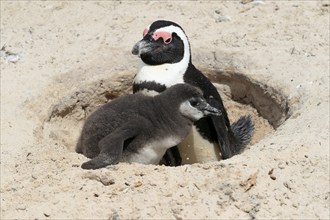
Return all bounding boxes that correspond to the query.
[134,25,190,88]
[153,25,190,69]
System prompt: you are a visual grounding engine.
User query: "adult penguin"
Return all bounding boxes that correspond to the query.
[132,20,254,166]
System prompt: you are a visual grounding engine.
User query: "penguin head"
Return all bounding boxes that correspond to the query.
[132,20,191,65]
[180,96,222,121]
[160,84,221,121]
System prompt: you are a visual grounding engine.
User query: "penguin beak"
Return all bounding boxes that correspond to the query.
[132,40,152,57]
[202,104,222,116]
[198,101,222,116]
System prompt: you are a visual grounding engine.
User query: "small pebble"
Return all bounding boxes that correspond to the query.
[111,211,120,220]
[278,162,286,169]
[134,181,142,188]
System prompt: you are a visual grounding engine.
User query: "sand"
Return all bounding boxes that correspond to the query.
[1,1,329,219]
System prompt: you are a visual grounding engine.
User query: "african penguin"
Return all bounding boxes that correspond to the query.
[132,20,254,165]
[76,84,221,170]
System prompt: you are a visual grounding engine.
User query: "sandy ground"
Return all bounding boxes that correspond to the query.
[1,1,329,219]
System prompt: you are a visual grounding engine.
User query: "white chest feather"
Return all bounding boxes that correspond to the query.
[134,61,186,88]
[124,136,181,165]
[178,126,221,164]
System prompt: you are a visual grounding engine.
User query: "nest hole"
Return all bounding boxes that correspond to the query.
[42,69,291,163]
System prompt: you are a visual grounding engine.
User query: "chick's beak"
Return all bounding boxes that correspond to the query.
[198,101,222,116]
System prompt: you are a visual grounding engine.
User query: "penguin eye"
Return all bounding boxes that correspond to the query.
[189,98,200,107]
[164,37,172,44]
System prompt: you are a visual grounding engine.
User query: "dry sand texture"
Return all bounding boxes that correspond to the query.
[1,1,329,219]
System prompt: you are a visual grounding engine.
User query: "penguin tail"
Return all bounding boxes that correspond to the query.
[231,115,255,149]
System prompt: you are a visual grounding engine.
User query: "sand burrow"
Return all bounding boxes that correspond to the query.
[41,69,290,163]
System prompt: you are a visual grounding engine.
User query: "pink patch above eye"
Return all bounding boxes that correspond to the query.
[152,31,172,44]
[143,28,148,37]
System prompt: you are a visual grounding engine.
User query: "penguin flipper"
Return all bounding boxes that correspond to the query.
[81,153,118,169]
[209,115,237,159]
[207,98,238,159]
[81,124,140,170]
[209,100,255,158]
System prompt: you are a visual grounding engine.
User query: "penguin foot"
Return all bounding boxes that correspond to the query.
[81,154,118,170]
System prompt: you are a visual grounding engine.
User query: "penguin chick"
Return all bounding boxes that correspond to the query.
[132,20,254,165]
[76,84,221,169]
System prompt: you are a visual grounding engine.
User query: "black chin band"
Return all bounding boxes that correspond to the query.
[133,81,167,93]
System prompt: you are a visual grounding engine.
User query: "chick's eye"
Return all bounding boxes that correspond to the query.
[190,100,199,107]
